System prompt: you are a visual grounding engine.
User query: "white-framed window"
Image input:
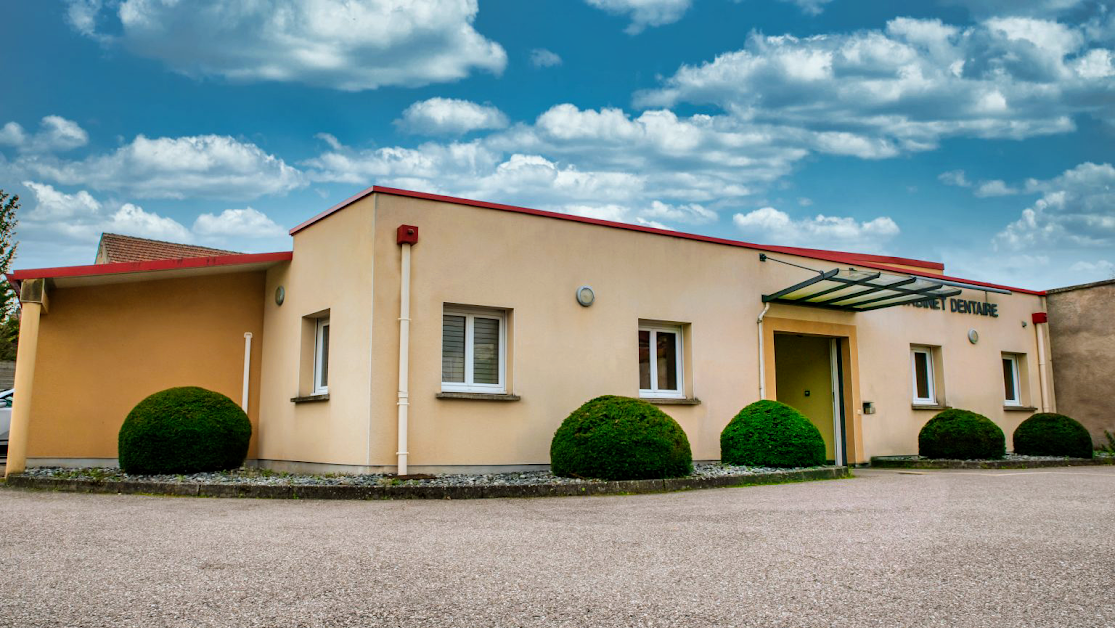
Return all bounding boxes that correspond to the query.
[639,324,684,399]
[442,306,506,393]
[911,347,935,405]
[314,317,330,395]
[1002,354,1021,406]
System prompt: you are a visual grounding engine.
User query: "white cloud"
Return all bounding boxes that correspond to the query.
[585,0,692,34]
[304,103,814,229]
[193,208,286,238]
[65,0,507,91]
[779,0,832,16]
[107,203,192,242]
[939,169,972,187]
[941,0,1090,18]
[20,181,101,221]
[397,98,509,135]
[994,162,1115,251]
[19,181,189,243]
[974,179,1020,197]
[1069,259,1114,276]
[18,134,303,200]
[634,17,1112,150]
[732,206,899,252]
[530,49,563,68]
[0,116,88,153]
[18,181,286,248]
[642,200,717,224]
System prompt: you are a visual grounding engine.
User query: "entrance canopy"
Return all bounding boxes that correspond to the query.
[763,267,984,312]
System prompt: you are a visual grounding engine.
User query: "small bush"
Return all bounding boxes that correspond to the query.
[720,400,826,468]
[1013,413,1093,458]
[118,387,252,474]
[918,409,1005,460]
[550,395,692,481]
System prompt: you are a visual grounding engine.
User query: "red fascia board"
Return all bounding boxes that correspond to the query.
[291,185,1043,296]
[6,251,293,284]
[295,185,943,269]
[288,186,378,235]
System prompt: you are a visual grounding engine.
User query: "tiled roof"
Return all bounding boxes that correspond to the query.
[96,233,238,264]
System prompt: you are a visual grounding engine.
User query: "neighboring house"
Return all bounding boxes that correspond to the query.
[94,233,237,265]
[1046,278,1115,444]
[3,187,1057,475]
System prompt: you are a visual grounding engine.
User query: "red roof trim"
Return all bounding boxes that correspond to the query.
[289,185,1045,296]
[288,186,378,235]
[7,251,293,283]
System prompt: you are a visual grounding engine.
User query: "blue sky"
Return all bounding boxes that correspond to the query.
[1,0,1112,289]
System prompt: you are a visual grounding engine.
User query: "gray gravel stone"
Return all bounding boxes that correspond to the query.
[24,461,819,488]
[1,467,1113,627]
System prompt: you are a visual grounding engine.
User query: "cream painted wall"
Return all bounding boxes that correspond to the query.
[257,197,376,466]
[355,194,1047,467]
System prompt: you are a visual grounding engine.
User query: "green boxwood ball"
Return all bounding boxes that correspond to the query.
[918,409,1005,460]
[118,386,252,475]
[1013,413,1093,458]
[720,400,827,468]
[550,395,693,481]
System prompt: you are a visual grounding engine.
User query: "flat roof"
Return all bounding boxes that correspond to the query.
[7,251,292,290]
[290,185,1045,296]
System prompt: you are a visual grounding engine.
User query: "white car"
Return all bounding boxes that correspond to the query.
[0,389,12,449]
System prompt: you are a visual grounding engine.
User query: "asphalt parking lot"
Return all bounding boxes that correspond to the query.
[0,467,1112,628]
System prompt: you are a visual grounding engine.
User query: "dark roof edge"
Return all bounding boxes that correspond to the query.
[1046,277,1115,294]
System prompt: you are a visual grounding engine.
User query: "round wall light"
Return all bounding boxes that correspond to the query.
[576,285,595,307]
[967,329,979,344]
[275,285,286,306]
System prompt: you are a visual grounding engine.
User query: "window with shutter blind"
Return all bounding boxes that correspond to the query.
[442,306,506,393]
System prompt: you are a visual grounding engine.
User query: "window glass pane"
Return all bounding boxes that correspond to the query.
[472,317,500,385]
[638,330,651,389]
[914,352,930,399]
[1003,358,1016,401]
[319,323,330,388]
[657,331,678,391]
[442,315,466,383]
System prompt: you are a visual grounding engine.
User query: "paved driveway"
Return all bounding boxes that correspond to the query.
[1,467,1112,627]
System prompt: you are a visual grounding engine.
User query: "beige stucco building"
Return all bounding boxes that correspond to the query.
[4,187,1059,475]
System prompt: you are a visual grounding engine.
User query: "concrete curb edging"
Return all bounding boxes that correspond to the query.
[3,467,850,500]
[870,456,1115,470]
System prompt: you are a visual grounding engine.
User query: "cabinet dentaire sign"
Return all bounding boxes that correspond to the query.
[906,297,998,317]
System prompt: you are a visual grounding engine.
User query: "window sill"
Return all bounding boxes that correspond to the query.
[1004,405,1037,412]
[291,394,330,404]
[912,403,950,410]
[436,392,521,402]
[645,397,701,405]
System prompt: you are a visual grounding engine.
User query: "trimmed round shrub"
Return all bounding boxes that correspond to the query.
[918,409,1005,460]
[720,400,826,468]
[1013,413,1093,459]
[118,387,252,474]
[550,395,692,480]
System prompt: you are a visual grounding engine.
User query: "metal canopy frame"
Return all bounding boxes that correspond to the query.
[762,267,965,312]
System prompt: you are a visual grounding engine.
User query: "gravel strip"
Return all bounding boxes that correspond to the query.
[874,452,1114,462]
[22,462,825,488]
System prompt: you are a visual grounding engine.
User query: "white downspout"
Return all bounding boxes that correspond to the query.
[241,332,253,411]
[1035,301,1051,413]
[757,302,771,400]
[396,242,412,476]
